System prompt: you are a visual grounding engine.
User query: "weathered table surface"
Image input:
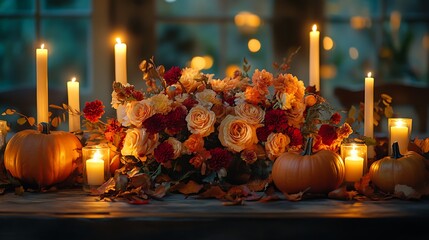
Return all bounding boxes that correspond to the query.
[1,189,428,240]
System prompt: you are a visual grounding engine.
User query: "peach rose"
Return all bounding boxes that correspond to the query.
[183,134,205,154]
[179,67,202,93]
[150,93,172,114]
[121,128,159,161]
[186,105,216,137]
[166,137,183,159]
[125,99,154,128]
[234,102,265,125]
[265,132,290,161]
[218,115,258,152]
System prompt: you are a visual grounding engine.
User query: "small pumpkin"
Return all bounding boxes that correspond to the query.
[272,138,345,194]
[4,123,82,187]
[369,142,429,193]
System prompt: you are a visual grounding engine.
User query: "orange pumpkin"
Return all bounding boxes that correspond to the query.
[4,123,82,187]
[272,138,345,194]
[369,142,428,193]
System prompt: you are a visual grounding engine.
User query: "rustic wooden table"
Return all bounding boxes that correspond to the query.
[1,189,428,240]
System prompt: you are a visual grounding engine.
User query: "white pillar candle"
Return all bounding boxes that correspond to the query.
[345,148,364,182]
[67,77,80,132]
[390,120,409,154]
[36,44,49,124]
[86,151,105,186]
[309,24,320,91]
[114,38,127,85]
[364,72,374,158]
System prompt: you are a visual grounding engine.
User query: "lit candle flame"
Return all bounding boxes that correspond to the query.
[71,77,76,82]
[312,24,317,32]
[367,72,372,78]
[41,44,45,49]
[395,120,406,127]
[350,147,358,157]
[93,150,102,160]
[116,38,121,44]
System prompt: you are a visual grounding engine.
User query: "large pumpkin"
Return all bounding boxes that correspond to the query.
[369,142,428,193]
[272,138,345,194]
[4,123,82,187]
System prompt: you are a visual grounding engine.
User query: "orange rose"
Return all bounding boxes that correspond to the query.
[218,115,258,152]
[234,102,265,125]
[186,105,216,137]
[265,132,290,161]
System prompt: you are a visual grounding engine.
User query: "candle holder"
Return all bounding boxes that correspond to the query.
[0,120,8,150]
[341,143,367,183]
[388,118,412,155]
[82,145,110,192]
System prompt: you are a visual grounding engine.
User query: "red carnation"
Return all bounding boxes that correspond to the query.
[143,113,166,134]
[318,124,338,146]
[164,66,182,86]
[165,107,187,134]
[154,141,174,163]
[264,109,288,132]
[83,100,105,123]
[256,126,271,142]
[207,148,233,171]
[330,112,341,125]
[132,91,144,101]
[286,126,303,146]
[182,97,198,110]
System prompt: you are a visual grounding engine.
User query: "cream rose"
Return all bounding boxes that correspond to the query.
[186,105,216,137]
[125,99,154,128]
[234,102,265,125]
[116,104,127,125]
[121,128,159,160]
[166,137,183,159]
[265,132,290,161]
[150,93,172,114]
[195,89,220,109]
[218,115,258,152]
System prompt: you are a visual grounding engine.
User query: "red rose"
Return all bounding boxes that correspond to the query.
[83,100,105,123]
[318,124,338,146]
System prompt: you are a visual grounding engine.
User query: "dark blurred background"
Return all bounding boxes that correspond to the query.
[1,0,429,136]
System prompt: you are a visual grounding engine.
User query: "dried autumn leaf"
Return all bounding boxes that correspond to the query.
[328,186,358,200]
[354,173,374,197]
[27,117,36,126]
[49,104,64,110]
[394,184,421,200]
[171,180,203,195]
[15,186,24,196]
[4,109,16,115]
[222,198,244,206]
[17,117,27,125]
[51,117,59,127]
[283,187,310,202]
[148,184,168,199]
[196,185,226,199]
[245,177,272,192]
[130,173,151,189]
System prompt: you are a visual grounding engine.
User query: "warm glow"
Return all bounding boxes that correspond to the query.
[323,36,334,50]
[350,147,358,157]
[225,64,240,77]
[41,44,45,49]
[423,34,429,49]
[93,150,102,160]
[350,16,371,29]
[203,55,214,69]
[71,77,76,82]
[234,11,261,28]
[394,120,406,127]
[248,38,261,52]
[349,47,359,60]
[191,56,206,70]
[320,64,337,79]
[116,38,122,44]
[390,11,401,31]
[367,72,372,78]
[312,24,317,32]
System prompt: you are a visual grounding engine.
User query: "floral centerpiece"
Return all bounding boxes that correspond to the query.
[77,56,354,201]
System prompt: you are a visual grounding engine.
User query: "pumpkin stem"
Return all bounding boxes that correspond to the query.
[391,141,403,159]
[301,137,313,156]
[38,122,50,134]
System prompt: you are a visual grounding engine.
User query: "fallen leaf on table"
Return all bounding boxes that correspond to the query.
[0,188,5,195]
[170,180,203,195]
[245,176,272,192]
[354,174,374,197]
[127,196,150,205]
[130,173,151,189]
[283,187,310,202]
[196,185,226,199]
[14,186,24,196]
[328,186,358,200]
[259,185,281,202]
[148,184,168,199]
[394,184,421,200]
[222,198,244,206]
